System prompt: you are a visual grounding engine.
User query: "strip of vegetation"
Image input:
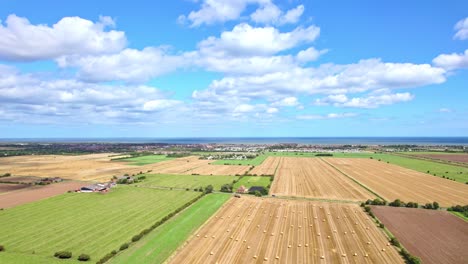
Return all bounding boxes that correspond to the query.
[360,204,422,264]
[0,173,11,178]
[110,194,231,264]
[97,192,205,264]
[447,205,468,220]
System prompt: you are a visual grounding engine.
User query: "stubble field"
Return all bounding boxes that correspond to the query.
[270,157,375,201]
[325,158,468,206]
[169,197,403,264]
[249,156,283,176]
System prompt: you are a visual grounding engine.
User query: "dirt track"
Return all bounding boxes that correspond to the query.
[372,206,468,264]
[169,197,403,264]
[0,181,87,208]
[270,157,375,201]
[325,158,468,206]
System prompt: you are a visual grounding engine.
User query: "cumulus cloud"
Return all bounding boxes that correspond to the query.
[196,58,446,100]
[0,14,126,61]
[180,0,304,27]
[315,92,414,108]
[197,23,320,57]
[296,47,327,63]
[251,4,304,25]
[0,65,183,124]
[180,0,266,27]
[57,47,186,83]
[454,17,468,40]
[272,97,300,107]
[297,113,357,120]
[433,49,468,70]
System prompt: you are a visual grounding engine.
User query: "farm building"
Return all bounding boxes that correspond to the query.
[236,185,248,193]
[80,182,114,193]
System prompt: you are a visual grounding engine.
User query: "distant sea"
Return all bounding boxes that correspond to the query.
[0,137,467,145]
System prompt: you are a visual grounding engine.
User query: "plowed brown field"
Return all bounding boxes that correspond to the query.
[169,197,403,264]
[372,206,468,264]
[250,157,283,176]
[0,181,86,208]
[325,158,468,206]
[270,157,374,201]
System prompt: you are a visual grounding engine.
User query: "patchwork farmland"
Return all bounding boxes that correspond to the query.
[0,187,200,261]
[325,158,468,206]
[270,157,375,201]
[1,150,467,264]
[169,197,403,264]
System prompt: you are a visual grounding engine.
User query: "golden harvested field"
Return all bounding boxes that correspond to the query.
[184,164,251,176]
[250,156,283,176]
[0,155,214,181]
[324,158,468,206]
[169,197,403,264]
[270,157,375,201]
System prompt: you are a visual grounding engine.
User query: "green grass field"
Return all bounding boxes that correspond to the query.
[363,153,468,183]
[110,193,231,264]
[0,187,199,262]
[233,176,271,189]
[0,252,78,264]
[139,174,239,190]
[119,154,173,165]
[211,155,268,166]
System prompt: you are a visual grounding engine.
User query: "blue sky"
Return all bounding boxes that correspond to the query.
[0,0,467,137]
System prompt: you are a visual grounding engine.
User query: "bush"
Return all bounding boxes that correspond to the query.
[0,245,4,251]
[54,251,72,259]
[119,243,129,251]
[364,206,371,213]
[132,234,143,242]
[204,185,214,194]
[220,184,233,193]
[254,191,262,197]
[390,237,400,247]
[379,223,385,228]
[432,201,439,210]
[389,199,403,207]
[78,254,90,261]
[423,203,433,210]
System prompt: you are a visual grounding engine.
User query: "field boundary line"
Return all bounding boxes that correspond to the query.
[320,158,386,201]
[163,195,232,264]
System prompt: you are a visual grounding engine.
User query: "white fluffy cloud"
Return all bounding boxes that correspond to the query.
[57,47,186,83]
[433,49,468,70]
[197,59,446,100]
[454,17,468,40]
[251,4,304,25]
[272,97,300,107]
[296,47,327,63]
[179,0,303,27]
[0,15,126,61]
[0,65,183,124]
[297,113,357,120]
[315,92,414,108]
[197,23,320,57]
